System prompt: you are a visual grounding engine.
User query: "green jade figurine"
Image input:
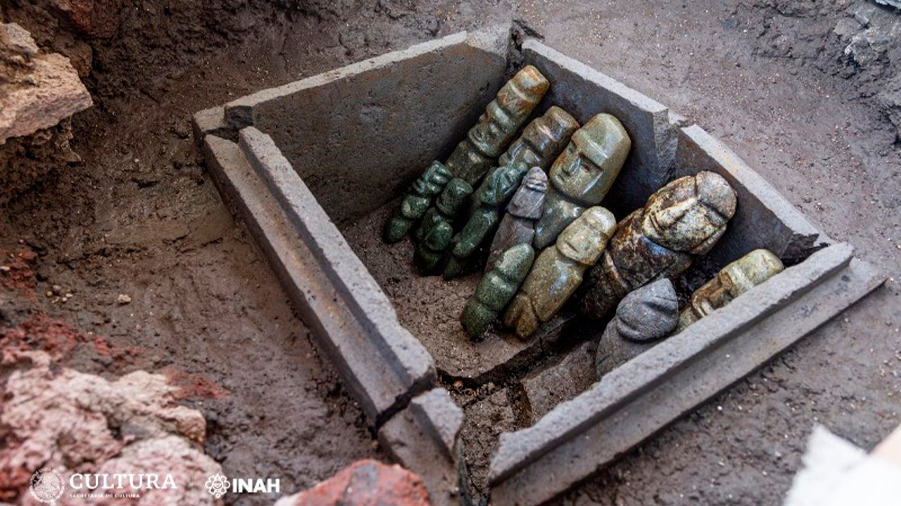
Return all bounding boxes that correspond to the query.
[460,243,535,340]
[443,107,579,279]
[577,171,737,319]
[383,66,549,243]
[413,178,473,274]
[676,248,784,331]
[533,113,631,249]
[504,206,616,339]
[383,161,452,243]
[485,166,547,272]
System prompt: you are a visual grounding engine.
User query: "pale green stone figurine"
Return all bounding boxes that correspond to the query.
[533,113,631,249]
[445,65,551,185]
[384,161,452,243]
[504,206,616,339]
[460,243,535,340]
[578,171,738,319]
[384,66,548,243]
[676,249,784,331]
[413,178,472,274]
[443,107,580,279]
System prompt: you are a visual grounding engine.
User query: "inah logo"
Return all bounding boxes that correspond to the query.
[205,473,230,498]
[30,467,65,504]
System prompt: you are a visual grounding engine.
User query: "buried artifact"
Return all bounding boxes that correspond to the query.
[533,113,631,249]
[578,171,738,319]
[504,206,616,338]
[443,107,579,279]
[413,178,473,274]
[460,243,536,340]
[486,167,548,272]
[384,161,452,243]
[677,248,785,331]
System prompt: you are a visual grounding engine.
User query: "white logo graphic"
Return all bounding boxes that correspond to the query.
[205,473,230,498]
[30,468,65,504]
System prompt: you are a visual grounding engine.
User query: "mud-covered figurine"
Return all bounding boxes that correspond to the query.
[460,243,535,340]
[413,178,473,274]
[445,65,551,185]
[677,248,784,331]
[594,279,679,380]
[578,171,737,319]
[384,161,452,243]
[385,66,548,243]
[504,206,616,338]
[533,113,631,249]
[486,167,547,272]
[443,107,579,279]
[443,164,527,279]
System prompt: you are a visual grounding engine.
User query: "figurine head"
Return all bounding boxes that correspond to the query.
[413,161,451,197]
[720,248,784,293]
[642,171,737,254]
[556,206,616,266]
[508,167,547,219]
[436,178,473,216]
[479,165,526,207]
[469,66,550,158]
[548,113,631,206]
[501,106,580,170]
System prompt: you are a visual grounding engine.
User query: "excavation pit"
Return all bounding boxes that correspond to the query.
[194,25,883,506]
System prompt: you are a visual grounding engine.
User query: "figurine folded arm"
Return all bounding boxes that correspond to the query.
[577,171,738,319]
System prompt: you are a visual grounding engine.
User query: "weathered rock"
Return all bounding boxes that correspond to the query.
[486,167,547,272]
[878,73,901,142]
[578,171,737,319]
[0,351,220,505]
[414,178,473,274]
[0,28,92,143]
[504,206,616,338]
[385,161,452,243]
[47,0,124,39]
[521,341,596,423]
[444,164,526,279]
[533,113,631,249]
[461,243,535,340]
[445,65,549,185]
[677,248,784,330]
[595,279,678,380]
[274,459,435,506]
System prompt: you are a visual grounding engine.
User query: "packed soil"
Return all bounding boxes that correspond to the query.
[2,1,900,506]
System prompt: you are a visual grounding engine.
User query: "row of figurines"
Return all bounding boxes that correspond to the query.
[381,65,785,340]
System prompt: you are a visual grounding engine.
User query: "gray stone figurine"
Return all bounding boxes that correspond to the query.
[578,171,737,319]
[460,243,535,340]
[533,113,631,249]
[485,167,547,272]
[594,279,679,380]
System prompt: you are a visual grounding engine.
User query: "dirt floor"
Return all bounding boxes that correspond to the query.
[2,0,900,505]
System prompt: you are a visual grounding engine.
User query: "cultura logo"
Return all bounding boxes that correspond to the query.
[29,467,65,504]
[205,473,230,499]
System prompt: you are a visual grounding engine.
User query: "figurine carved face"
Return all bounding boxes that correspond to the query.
[508,167,547,219]
[699,249,783,309]
[480,165,525,207]
[549,114,631,206]
[642,171,737,254]
[469,66,549,158]
[556,207,616,266]
[436,178,473,215]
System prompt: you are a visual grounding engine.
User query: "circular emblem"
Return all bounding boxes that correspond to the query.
[205,473,229,498]
[29,467,65,504]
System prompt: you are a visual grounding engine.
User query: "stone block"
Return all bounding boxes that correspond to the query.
[520,341,596,423]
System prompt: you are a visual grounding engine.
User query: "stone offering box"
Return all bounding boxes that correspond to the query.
[194,25,883,506]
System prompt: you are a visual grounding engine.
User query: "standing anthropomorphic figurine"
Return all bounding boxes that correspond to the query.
[504,206,616,338]
[460,243,535,340]
[384,161,452,243]
[414,178,472,274]
[676,248,784,331]
[443,107,579,279]
[533,113,631,249]
[485,167,547,272]
[578,171,737,319]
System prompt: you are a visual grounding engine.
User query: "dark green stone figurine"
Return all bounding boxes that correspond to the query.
[413,178,473,274]
[384,161,452,243]
[460,243,535,340]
